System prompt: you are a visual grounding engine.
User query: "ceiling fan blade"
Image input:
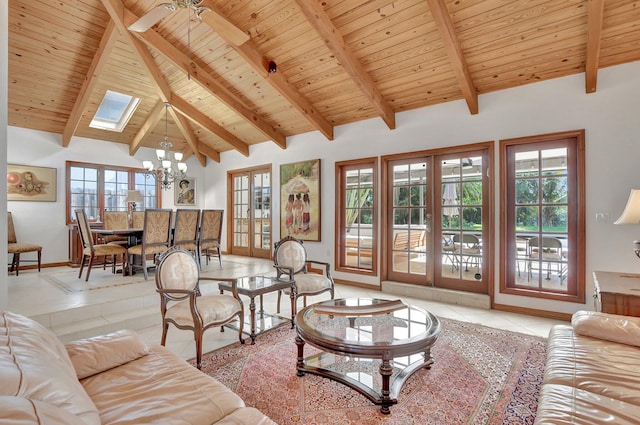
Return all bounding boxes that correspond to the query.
[199,8,249,46]
[128,4,175,32]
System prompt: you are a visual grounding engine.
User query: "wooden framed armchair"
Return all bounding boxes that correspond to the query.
[155,247,244,369]
[274,236,335,324]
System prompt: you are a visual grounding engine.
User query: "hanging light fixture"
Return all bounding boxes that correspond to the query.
[142,102,188,191]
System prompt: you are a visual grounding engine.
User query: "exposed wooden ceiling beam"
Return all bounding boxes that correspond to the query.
[130,100,164,156]
[107,2,287,150]
[127,36,207,165]
[585,0,604,93]
[169,96,250,157]
[426,0,478,115]
[62,21,118,147]
[294,0,396,130]
[201,2,333,141]
[197,142,221,163]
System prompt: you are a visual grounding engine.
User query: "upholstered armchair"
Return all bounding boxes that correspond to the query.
[155,247,245,369]
[7,212,42,276]
[274,236,335,324]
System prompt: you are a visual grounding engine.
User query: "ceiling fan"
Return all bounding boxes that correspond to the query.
[128,0,249,46]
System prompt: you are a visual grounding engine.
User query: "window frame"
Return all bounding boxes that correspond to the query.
[499,130,586,303]
[66,161,161,224]
[335,157,378,275]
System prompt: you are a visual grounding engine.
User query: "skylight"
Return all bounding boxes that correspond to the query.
[90,90,140,132]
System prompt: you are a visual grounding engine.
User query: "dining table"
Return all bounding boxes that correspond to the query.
[90,228,144,275]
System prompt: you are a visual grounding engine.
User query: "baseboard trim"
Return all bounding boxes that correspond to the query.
[493,303,571,322]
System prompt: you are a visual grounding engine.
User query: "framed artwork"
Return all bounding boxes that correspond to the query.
[280,159,321,241]
[175,177,196,206]
[7,164,57,202]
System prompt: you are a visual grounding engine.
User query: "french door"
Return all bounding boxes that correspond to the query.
[384,146,491,294]
[228,166,272,259]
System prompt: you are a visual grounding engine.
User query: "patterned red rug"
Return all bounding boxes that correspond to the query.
[193,318,546,425]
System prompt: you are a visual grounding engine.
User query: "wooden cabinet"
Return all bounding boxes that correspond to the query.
[593,271,640,317]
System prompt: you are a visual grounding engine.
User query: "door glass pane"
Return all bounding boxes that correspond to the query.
[253,172,271,250]
[391,162,428,275]
[513,148,569,289]
[342,166,374,270]
[233,175,250,248]
[441,156,484,282]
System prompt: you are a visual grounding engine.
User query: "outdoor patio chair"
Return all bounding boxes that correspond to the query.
[527,236,564,281]
[155,247,244,369]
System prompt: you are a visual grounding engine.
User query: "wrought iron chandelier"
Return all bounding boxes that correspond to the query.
[142,103,188,191]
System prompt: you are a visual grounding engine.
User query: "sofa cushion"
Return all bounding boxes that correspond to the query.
[80,344,251,425]
[0,312,100,425]
[534,384,640,425]
[544,324,640,405]
[572,310,640,347]
[65,329,149,379]
[0,396,86,425]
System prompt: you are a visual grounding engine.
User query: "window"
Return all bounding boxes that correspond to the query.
[336,158,377,274]
[66,161,160,224]
[89,90,140,132]
[499,130,585,303]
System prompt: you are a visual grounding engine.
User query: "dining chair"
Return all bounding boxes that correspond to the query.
[7,212,42,276]
[155,247,244,369]
[102,211,129,245]
[131,211,145,229]
[199,209,224,268]
[172,209,201,266]
[273,236,335,324]
[127,209,173,280]
[75,209,128,282]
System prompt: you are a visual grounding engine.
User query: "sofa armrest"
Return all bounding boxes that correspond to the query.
[65,330,149,379]
[572,310,640,347]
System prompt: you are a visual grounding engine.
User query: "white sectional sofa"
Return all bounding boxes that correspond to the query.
[535,310,640,424]
[0,311,276,424]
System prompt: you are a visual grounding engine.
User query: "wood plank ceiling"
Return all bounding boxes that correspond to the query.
[8,0,640,165]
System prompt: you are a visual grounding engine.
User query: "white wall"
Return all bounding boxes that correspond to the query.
[6,130,206,268]
[5,61,640,315]
[1,0,8,311]
[205,61,640,315]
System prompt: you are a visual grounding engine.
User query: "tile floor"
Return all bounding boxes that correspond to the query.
[7,254,566,362]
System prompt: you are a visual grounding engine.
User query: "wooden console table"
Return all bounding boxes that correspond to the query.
[593,271,640,317]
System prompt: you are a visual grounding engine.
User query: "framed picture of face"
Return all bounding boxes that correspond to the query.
[280,159,321,241]
[175,177,196,206]
[7,164,57,202]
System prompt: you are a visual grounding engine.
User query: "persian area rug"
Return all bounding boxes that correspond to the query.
[194,318,547,425]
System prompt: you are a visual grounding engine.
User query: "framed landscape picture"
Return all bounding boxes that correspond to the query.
[7,164,57,202]
[280,159,321,241]
[175,177,196,206]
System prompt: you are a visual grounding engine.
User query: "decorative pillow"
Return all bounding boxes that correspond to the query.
[572,310,640,347]
[0,396,86,425]
[65,329,149,380]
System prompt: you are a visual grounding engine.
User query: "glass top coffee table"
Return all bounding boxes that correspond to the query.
[218,275,295,344]
[295,298,441,414]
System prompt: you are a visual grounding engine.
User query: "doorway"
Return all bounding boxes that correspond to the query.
[228,166,272,259]
[384,146,491,294]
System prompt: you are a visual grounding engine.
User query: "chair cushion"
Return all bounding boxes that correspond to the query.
[200,241,220,250]
[84,244,126,256]
[284,274,332,296]
[7,243,42,254]
[175,242,197,251]
[166,295,242,327]
[127,244,168,256]
[65,330,149,380]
